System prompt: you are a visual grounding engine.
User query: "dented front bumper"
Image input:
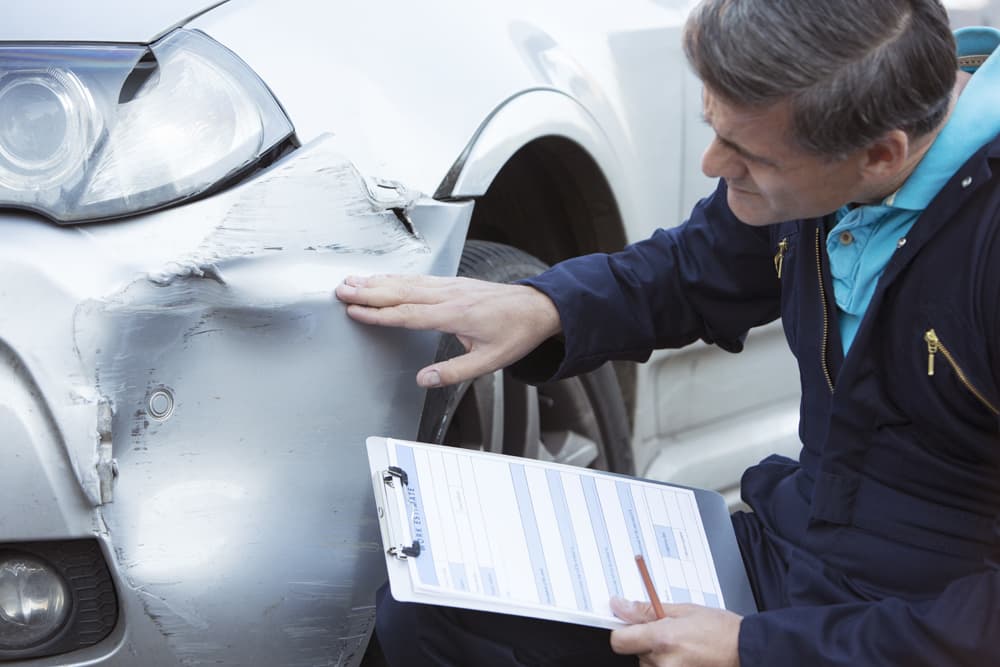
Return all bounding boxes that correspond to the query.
[0,137,471,665]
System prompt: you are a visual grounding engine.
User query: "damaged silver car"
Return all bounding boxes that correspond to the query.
[0,1,812,665]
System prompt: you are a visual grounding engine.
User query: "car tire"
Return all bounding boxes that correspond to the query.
[417,240,634,474]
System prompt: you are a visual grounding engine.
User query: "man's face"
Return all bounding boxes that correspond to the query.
[700,90,869,226]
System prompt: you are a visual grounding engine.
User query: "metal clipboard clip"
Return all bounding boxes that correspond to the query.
[375,466,421,560]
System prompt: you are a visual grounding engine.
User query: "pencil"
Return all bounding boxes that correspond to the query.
[634,554,666,620]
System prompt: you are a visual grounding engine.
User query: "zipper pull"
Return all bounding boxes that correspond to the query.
[925,329,939,376]
[774,238,789,279]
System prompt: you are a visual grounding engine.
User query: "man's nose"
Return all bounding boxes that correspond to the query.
[701,138,745,180]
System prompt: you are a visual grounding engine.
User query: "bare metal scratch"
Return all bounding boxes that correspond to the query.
[134,587,210,631]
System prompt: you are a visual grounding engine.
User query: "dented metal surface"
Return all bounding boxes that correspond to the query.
[0,136,471,665]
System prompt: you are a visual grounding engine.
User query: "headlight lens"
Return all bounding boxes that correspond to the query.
[0,69,96,188]
[0,29,293,223]
[0,555,70,649]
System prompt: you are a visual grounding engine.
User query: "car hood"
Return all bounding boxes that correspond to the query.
[2,0,229,43]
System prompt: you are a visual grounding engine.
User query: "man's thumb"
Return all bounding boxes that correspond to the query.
[417,351,496,388]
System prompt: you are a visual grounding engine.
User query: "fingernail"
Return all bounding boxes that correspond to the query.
[420,370,441,388]
[337,284,357,297]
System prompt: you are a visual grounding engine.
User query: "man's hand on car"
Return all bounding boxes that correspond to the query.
[609,597,742,667]
[335,274,562,387]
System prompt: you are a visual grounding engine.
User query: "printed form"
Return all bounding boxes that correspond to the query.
[384,438,725,627]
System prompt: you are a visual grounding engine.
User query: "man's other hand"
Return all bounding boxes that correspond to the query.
[610,597,742,667]
[334,274,562,387]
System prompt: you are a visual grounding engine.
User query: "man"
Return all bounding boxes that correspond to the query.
[336,0,1000,664]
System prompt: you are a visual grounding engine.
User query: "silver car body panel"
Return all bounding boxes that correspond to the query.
[0,136,471,665]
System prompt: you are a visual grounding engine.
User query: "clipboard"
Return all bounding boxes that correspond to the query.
[367,436,757,628]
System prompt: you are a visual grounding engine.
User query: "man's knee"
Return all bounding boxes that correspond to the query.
[375,584,446,667]
[375,583,634,667]
[376,584,504,667]
[731,510,789,611]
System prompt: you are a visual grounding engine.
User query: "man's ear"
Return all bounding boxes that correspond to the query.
[860,130,910,180]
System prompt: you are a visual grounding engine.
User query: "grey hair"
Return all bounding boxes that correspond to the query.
[683,0,957,159]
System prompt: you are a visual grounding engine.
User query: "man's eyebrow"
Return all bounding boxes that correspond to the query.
[700,112,781,168]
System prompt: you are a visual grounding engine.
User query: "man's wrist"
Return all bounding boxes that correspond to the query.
[520,284,563,340]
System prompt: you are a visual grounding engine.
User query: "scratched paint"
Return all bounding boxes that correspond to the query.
[147,148,428,288]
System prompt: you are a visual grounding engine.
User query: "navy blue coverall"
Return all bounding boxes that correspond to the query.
[377,137,1000,666]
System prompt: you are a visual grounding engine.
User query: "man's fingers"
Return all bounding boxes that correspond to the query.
[336,273,481,307]
[344,301,465,332]
[611,597,659,624]
[335,274,561,389]
[609,597,663,657]
[336,282,446,309]
[344,273,446,289]
[610,619,666,656]
[608,599,701,658]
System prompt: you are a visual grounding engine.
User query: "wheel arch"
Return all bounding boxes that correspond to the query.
[436,90,638,423]
[437,88,631,269]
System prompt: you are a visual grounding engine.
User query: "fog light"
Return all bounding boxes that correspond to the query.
[0,555,70,649]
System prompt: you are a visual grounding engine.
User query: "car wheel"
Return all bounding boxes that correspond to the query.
[417,240,634,474]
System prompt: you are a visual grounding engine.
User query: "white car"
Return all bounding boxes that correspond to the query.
[0,1,986,665]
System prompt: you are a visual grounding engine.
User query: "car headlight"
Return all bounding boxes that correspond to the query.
[0,29,293,223]
[0,554,70,649]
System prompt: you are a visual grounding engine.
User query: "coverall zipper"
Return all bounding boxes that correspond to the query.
[774,237,789,279]
[924,328,1000,415]
[815,228,835,393]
